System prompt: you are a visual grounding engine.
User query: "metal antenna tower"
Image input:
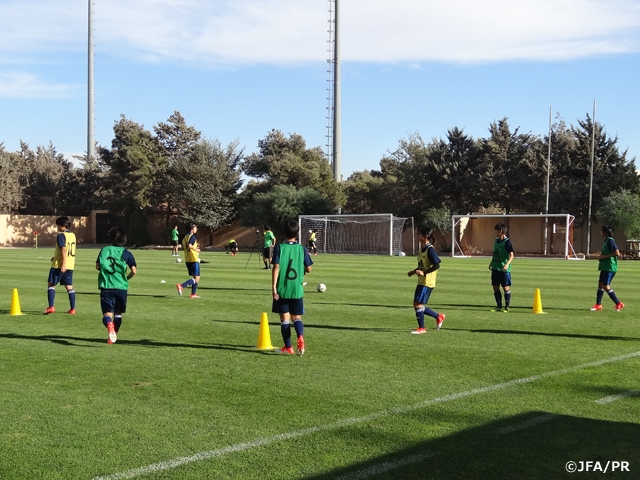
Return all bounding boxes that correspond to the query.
[326,0,340,182]
[87,0,95,161]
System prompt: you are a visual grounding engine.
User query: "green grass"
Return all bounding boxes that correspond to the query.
[0,249,639,479]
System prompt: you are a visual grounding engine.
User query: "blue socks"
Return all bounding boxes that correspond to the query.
[281,320,292,348]
[102,315,112,328]
[191,282,198,295]
[48,287,55,308]
[606,289,620,304]
[596,288,605,305]
[182,279,195,288]
[493,290,502,308]
[68,289,76,309]
[293,319,304,337]
[504,290,511,308]
[415,307,425,329]
[114,315,122,333]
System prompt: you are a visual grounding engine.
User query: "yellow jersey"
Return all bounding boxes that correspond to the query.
[182,233,200,263]
[416,244,438,288]
[51,231,77,270]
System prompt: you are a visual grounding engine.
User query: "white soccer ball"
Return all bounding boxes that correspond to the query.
[176,257,182,263]
[317,283,326,293]
[309,230,313,233]
[396,251,406,257]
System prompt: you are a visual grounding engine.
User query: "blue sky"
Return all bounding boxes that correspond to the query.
[1,0,640,178]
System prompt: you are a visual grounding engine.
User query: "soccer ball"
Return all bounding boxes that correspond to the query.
[176,257,182,263]
[317,283,326,293]
[396,251,406,257]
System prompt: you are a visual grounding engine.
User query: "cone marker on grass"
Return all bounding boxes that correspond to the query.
[256,312,276,350]
[533,288,547,314]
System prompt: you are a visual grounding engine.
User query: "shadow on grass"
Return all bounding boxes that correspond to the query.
[305,413,640,480]
[0,332,277,354]
[447,327,640,342]
[209,318,402,333]
[311,301,583,312]
[75,292,169,299]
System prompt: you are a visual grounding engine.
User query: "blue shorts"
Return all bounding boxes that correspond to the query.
[599,271,616,286]
[186,262,200,277]
[48,268,73,286]
[414,285,434,304]
[100,289,128,314]
[272,298,305,316]
[491,270,512,287]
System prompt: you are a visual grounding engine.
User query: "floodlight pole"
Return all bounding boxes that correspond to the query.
[544,106,552,255]
[87,0,95,161]
[332,0,341,183]
[586,100,596,255]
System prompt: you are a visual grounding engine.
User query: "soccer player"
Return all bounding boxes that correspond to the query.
[591,225,624,311]
[177,222,201,298]
[407,226,445,333]
[225,239,238,256]
[489,223,514,312]
[96,226,137,344]
[308,229,318,255]
[262,225,276,270]
[272,220,313,355]
[171,225,180,256]
[44,216,77,315]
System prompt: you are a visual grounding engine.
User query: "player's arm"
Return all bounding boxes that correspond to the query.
[125,252,137,280]
[127,266,137,280]
[599,239,620,260]
[95,262,100,271]
[303,249,313,275]
[271,264,280,300]
[60,246,67,272]
[503,240,515,271]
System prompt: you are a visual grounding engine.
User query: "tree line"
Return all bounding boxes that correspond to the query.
[1,111,638,245]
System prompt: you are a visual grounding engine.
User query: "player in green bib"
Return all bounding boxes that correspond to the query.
[591,225,624,311]
[262,225,276,270]
[271,220,313,355]
[96,227,137,344]
[171,225,180,257]
[489,223,514,312]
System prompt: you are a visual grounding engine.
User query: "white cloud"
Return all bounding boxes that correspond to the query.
[0,0,639,65]
[0,72,80,98]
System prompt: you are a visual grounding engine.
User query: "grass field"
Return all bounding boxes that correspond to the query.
[0,248,639,479]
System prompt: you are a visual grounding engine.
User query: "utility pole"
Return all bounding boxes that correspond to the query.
[87,0,95,161]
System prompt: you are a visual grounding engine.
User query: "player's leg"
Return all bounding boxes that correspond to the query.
[263,248,270,269]
[412,286,428,334]
[291,299,305,355]
[113,290,127,333]
[63,272,76,314]
[100,290,118,344]
[491,271,503,311]
[502,272,512,311]
[273,299,294,354]
[601,272,623,310]
[45,269,59,314]
[189,262,201,298]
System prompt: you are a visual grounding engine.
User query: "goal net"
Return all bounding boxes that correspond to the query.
[298,214,413,255]
[451,214,579,259]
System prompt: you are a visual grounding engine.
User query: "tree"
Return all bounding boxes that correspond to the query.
[166,138,243,233]
[154,111,202,162]
[0,143,28,214]
[239,185,335,238]
[421,206,452,249]
[56,155,109,215]
[597,190,640,239]
[242,130,344,206]
[341,170,387,214]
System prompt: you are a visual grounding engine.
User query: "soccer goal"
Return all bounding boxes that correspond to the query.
[451,214,580,259]
[298,214,414,255]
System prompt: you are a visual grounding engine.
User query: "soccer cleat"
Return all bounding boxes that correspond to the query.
[490,307,503,313]
[590,304,603,311]
[436,313,446,330]
[190,294,200,299]
[279,346,295,355]
[43,306,56,315]
[297,335,305,356]
[176,284,183,296]
[107,322,117,344]
[502,307,509,313]
[67,308,76,315]
[614,302,625,312]
[411,327,427,334]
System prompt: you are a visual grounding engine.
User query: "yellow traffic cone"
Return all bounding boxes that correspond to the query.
[256,312,275,350]
[10,288,26,316]
[532,288,547,314]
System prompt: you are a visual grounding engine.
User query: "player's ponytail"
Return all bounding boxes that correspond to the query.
[419,226,436,244]
[602,225,614,238]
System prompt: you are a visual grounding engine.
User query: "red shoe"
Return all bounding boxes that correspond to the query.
[107,322,117,344]
[590,304,602,311]
[411,327,427,335]
[614,302,625,312]
[68,308,76,315]
[43,306,56,315]
[176,284,183,296]
[279,346,295,355]
[297,335,305,356]
[436,313,446,330]
[190,294,200,299]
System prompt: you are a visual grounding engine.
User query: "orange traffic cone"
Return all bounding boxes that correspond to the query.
[532,288,547,314]
[256,312,276,350]
[10,288,26,316]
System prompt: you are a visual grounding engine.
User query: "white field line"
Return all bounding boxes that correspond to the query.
[496,413,557,434]
[334,452,435,480]
[92,350,640,480]
[595,390,640,404]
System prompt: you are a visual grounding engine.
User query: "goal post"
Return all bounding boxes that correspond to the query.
[451,214,579,259]
[298,214,414,255]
